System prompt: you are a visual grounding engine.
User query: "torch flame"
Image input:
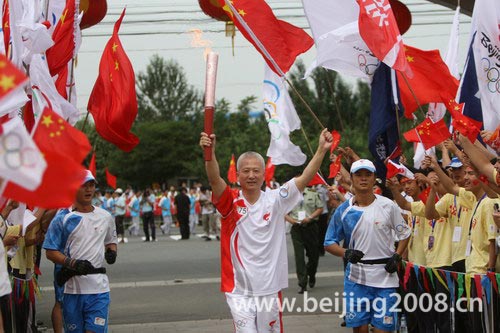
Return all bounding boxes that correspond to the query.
[189,29,213,59]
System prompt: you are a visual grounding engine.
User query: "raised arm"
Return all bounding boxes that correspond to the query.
[425,155,459,195]
[459,134,496,184]
[295,129,333,192]
[386,177,411,211]
[200,132,227,199]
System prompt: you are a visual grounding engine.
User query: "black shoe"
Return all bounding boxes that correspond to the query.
[216,235,220,241]
[309,276,316,288]
[298,286,306,294]
[143,239,150,242]
[205,237,212,241]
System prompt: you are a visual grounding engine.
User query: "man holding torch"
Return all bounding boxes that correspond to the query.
[199,129,333,331]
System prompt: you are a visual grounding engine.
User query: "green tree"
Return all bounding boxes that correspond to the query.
[136,55,203,121]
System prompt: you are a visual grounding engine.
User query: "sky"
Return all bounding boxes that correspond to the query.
[74,0,472,117]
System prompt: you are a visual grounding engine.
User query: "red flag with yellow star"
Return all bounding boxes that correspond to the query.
[397,45,459,118]
[227,154,237,184]
[35,107,91,163]
[2,107,90,209]
[447,101,483,143]
[219,0,313,75]
[403,118,450,149]
[87,8,139,152]
[0,53,28,101]
[45,0,76,77]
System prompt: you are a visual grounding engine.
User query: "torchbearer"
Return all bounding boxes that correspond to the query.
[200,124,333,331]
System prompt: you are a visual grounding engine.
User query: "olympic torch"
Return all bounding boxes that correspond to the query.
[204,51,219,161]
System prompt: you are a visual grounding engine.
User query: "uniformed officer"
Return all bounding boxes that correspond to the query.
[285,186,324,294]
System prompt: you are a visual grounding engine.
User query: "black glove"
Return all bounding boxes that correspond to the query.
[73,260,94,275]
[384,253,402,273]
[344,249,365,264]
[105,248,117,265]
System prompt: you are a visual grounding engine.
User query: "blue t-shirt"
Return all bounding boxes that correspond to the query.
[189,195,196,215]
[129,197,140,217]
[159,197,171,217]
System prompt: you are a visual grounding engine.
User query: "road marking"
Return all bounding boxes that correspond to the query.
[40,271,345,292]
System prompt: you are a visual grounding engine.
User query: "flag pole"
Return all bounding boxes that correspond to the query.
[401,72,427,119]
[285,78,325,130]
[224,0,325,131]
[323,69,346,134]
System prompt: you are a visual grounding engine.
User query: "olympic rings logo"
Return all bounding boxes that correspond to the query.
[66,323,77,331]
[0,131,38,170]
[358,54,379,76]
[481,57,500,94]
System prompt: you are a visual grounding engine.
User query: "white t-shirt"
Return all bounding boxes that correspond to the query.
[213,179,302,296]
[43,207,118,294]
[325,195,411,288]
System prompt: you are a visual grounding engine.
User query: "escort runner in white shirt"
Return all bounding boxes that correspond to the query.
[200,129,333,333]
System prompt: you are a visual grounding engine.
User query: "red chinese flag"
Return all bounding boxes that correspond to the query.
[356,0,411,75]
[3,150,87,209]
[447,101,482,143]
[307,173,328,187]
[418,186,438,203]
[265,157,275,187]
[328,154,342,179]
[219,0,313,75]
[0,53,28,100]
[227,154,237,184]
[88,152,96,177]
[87,8,139,152]
[397,45,459,118]
[45,0,75,77]
[330,130,341,153]
[105,168,117,189]
[35,107,91,163]
[2,110,89,209]
[387,141,402,161]
[403,118,450,149]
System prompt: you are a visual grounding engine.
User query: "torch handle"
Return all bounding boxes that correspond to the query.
[204,106,214,161]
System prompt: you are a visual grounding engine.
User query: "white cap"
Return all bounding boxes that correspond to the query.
[350,159,376,174]
[83,170,97,184]
[115,188,123,194]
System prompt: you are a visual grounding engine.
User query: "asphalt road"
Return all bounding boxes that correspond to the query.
[35,225,346,328]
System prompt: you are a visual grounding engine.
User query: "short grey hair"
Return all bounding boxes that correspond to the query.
[237,152,265,171]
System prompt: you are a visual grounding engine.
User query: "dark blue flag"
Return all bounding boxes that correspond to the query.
[368,63,404,180]
[459,34,483,125]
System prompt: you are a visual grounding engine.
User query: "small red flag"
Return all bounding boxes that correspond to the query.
[330,130,341,153]
[45,0,76,77]
[105,168,117,189]
[89,152,96,177]
[307,173,328,187]
[328,154,342,179]
[447,101,482,143]
[219,0,313,75]
[0,53,28,101]
[403,118,450,149]
[387,141,402,161]
[227,154,237,184]
[265,157,275,187]
[35,107,91,163]
[418,186,438,203]
[87,8,139,152]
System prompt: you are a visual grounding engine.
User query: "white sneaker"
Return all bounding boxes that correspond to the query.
[123,238,128,243]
